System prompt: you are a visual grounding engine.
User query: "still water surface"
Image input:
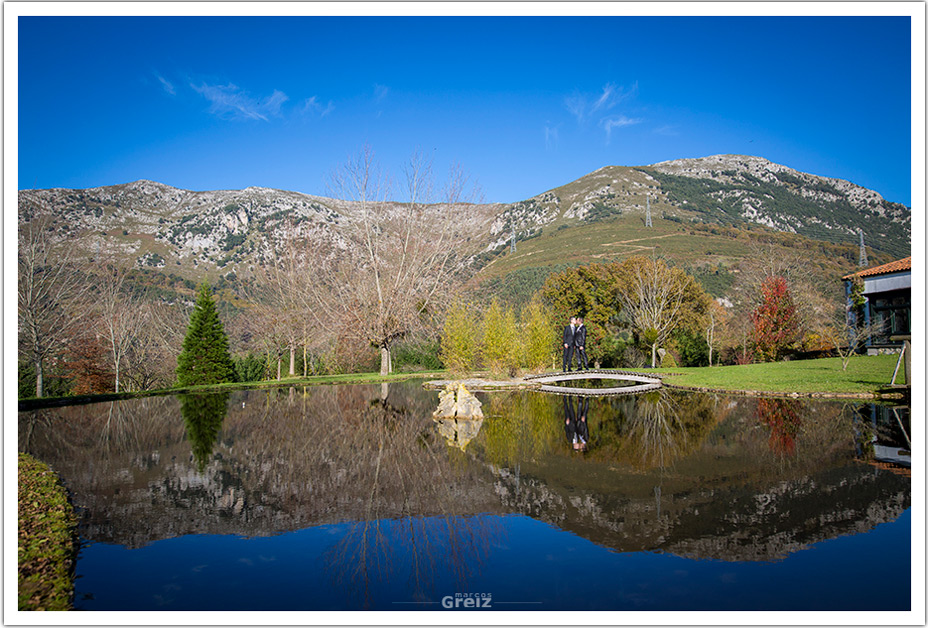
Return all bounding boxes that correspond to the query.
[18,381,910,611]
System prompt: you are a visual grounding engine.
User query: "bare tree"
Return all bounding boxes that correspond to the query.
[248,216,339,378]
[255,224,306,377]
[822,312,885,371]
[303,147,487,376]
[94,260,150,392]
[121,301,185,390]
[18,209,91,397]
[618,257,692,369]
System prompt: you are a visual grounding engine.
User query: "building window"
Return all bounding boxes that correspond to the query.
[869,289,910,344]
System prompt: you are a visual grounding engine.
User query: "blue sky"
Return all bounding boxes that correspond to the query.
[18,16,913,205]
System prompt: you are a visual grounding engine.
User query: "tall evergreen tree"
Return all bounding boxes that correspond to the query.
[176,283,234,386]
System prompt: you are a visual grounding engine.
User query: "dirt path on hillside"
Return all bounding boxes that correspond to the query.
[602,233,681,246]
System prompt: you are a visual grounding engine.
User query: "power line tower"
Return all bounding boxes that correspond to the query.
[511,219,516,253]
[645,194,653,228]
[858,228,868,267]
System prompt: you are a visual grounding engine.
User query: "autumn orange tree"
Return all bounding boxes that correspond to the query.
[757,398,802,457]
[751,276,800,362]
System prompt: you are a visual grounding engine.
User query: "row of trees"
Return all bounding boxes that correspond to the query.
[440,297,555,375]
[18,210,188,398]
[537,256,714,369]
[439,245,863,374]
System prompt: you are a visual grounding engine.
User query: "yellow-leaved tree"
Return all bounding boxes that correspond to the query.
[482,298,520,377]
[521,296,556,372]
[440,300,481,375]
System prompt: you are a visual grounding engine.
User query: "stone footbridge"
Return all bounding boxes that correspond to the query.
[523,369,663,396]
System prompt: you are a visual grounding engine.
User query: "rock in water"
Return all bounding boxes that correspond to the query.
[432,383,484,419]
[453,384,484,420]
[433,383,458,418]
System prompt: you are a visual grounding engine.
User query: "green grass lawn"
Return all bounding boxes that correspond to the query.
[654,354,900,395]
[18,454,78,611]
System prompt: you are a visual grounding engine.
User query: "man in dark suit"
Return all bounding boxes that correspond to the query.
[574,316,589,370]
[562,316,577,371]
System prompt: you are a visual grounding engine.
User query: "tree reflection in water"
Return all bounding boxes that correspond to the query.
[474,389,723,470]
[179,393,230,471]
[624,390,687,469]
[756,398,802,457]
[320,387,502,606]
[16,381,910,600]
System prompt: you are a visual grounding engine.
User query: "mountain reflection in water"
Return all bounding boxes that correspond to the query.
[18,381,910,610]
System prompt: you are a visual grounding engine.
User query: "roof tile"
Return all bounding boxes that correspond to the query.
[843,256,911,280]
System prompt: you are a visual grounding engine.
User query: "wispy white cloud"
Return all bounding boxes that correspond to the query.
[565,92,588,125]
[191,82,289,122]
[301,96,335,118]
[373,83,389,103]
[654,125,679,136]
[591,83,615,113]
[566,81,638,125]
[155,73,175,96]
[544,124,560,150]
[601,115,643,144]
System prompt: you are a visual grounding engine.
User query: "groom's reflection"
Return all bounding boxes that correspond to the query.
[563,396,590,452]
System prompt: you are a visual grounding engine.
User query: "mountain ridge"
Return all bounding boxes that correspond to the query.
[485,154,908,259]
[19,154,910,289]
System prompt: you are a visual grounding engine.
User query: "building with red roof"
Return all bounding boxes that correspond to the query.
[843,257,911,352]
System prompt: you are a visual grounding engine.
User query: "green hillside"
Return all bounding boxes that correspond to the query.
[642,168,910,259]
[468,212,887,307]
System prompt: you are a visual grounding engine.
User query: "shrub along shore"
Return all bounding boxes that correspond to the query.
[18,453,78,611]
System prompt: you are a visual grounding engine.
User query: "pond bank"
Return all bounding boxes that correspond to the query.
[19,371,446,411]
[18,453,78,611]
[661,382,902,400]
[18,355,904,412]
